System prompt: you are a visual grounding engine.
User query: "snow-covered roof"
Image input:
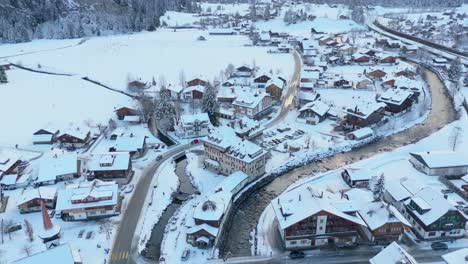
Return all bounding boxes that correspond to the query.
[187,223,219,237]
[299,101,330,117]
[37,154,77,183]
[378,89,413,106]
[265,77,285,90]
[59,126,90,141]
[0,174,17,186]
[56,179,118,211]
[271,184,366,230]
[301,70,320,79]
[214,171,248,194]
[346,102,386,119]
[193,192,228,222]
[344,168,374,181]
[13,244,77,264]
[183,85,205,94]
[113,136,145,152]
[123,116,140,122]
[410,151,468,169]
[385,179,425,202]
[88,152,130,171]
[17,186,57,205]
[359,202,411,231]
[297,91,319,102]
[442,248,468,264]
[180,113,210,125]
[406,186,456,226]
[0,153,20,173]
[232,91,269,109]
[369,242,418,264]
[203,127,268,164]
[166,84,184,93]
[32,134,53,143]
[348,127,374,139]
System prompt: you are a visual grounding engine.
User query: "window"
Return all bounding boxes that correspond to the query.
[320,219,324,223]
[428,232,436,237]
[290,241,297,245]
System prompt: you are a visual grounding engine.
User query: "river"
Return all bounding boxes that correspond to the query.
[221,67,457,257]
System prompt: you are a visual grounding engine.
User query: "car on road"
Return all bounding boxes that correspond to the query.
[156,155,163,161]
[124,184,134,193]
[431,242,448,251]
[191,139,199,145]
[289,250,305,259]
[181,248,190,260]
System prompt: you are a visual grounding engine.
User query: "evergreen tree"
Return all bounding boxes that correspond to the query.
[0,67,8,84]
[351,6,365,25]
[448,58,462,82]
[202,83,219,125]
[263,4,271,21]
[463,74,468,87]
[154,87,176,131]
[373,174,385,200]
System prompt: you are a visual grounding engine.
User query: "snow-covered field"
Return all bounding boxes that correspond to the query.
[0,29,294,90]
[0,69,131,145]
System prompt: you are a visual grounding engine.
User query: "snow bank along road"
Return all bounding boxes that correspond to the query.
[265,49,302,129]
[220,65,456,257]
[110,143,196,264]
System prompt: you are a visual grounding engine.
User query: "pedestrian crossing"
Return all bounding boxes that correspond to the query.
[111,251,129,261]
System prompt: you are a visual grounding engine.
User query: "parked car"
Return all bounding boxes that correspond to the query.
[48,210,56,218]
[4,223,22,233]
[181,248,190,261]
[289,251,305,259]
[124,184,134,194]
[431,242,448,251]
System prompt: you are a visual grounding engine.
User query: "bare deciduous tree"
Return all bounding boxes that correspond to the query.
[24,220,34,242]
[449,126,463,151]
[22,244,32,257]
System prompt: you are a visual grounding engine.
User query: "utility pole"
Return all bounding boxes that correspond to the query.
[1,218,3,244]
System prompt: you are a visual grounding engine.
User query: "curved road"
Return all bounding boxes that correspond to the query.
[221,65,457,256]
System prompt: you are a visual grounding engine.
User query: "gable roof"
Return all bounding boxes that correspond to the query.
[369,242,418,264]
[410,151,468,169]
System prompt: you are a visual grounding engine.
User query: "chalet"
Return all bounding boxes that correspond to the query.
[17,186,58,213]
[265,78,285,100]
[229,117,264,140]
[232,91,274,119]
[296,91,319,107]
[367,69,387,80]
[298,101,330,125]
[202,128,268,180]
[166,84,184,100]
[186,78,208,87]
[383,179,425,211]
[127,80,148,91]
[0,63,12,70]
[409,151,468,176]
[358,202,411,244]
[217,86,239,104]
[56,180,121,221]
[57,128,91,148]
[402,44,419,54]
[355,78,373,90]
[341,168,373,188]
[114,106,139,121]
[110,136,147,158]
[13,244,82,264]
[395,69,417,79]
[187,224,218,248]
[344,103,386,129]
[217,107,235,120]
[0,154,22,176]
[353,55,370,64]
[36,154,79,186]
[401,187,466,239]
[339,45,357,55]
[271,185,366,250]
[32,128,60,145]
[377,89,414,113]
[386,40,402,50]
[88,152,132,181]
[175,113,211,139]
[183,85,205,100]
[253,74,271,89]
[235,66,253,77]
[363,50,377,57]
[379,56,397,65]
[300,70,319,91]
[334,79,351,88]
[346,127,374,140]
[394,77,423,96]
[382,76,396,89]
[369,242,417,264]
